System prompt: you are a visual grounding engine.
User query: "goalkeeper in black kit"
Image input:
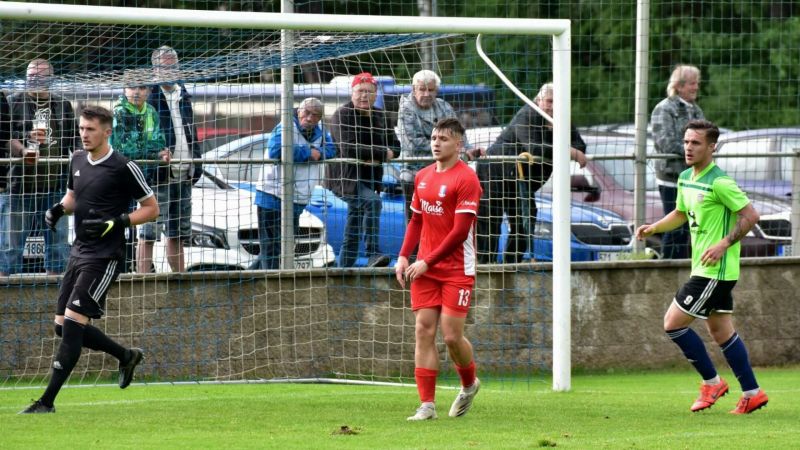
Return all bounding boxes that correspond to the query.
[20,106,159,414]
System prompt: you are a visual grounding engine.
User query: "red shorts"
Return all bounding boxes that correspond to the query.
[410,275,475,318]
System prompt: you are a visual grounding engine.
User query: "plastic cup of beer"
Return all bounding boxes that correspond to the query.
[24,139,39,165]
[33,119,49,145]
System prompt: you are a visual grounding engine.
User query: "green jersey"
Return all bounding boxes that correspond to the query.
[677,162,750,280]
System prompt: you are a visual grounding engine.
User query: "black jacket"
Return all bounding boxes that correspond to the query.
[7,92,79,194]
[477,104,586,190]
[147,84,202,184]
[325,101,400,197]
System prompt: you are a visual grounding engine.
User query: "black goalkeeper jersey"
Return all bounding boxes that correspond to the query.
[68,148,153,260]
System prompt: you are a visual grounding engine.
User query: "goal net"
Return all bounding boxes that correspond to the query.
[0,3,572,390]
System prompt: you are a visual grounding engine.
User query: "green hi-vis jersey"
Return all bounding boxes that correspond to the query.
[677,162,750,281]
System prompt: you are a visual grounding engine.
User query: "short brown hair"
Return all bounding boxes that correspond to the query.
[80,105,114,128]
[684,119,720,144]
[433,117,465,139]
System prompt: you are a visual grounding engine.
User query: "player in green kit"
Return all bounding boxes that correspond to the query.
[636,119,768,414]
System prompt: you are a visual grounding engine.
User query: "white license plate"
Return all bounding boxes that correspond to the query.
[778,244,792,256]
[23,238,46,258]
[294,259,312,270]
[597,252,621,261]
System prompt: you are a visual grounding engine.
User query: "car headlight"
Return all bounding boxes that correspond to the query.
[534,221,553,239]
[185,223,229,249]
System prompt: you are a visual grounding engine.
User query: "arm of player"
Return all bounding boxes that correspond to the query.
[405,213,474,283]
[700,202,759,266]
[635,209,688,241]
[396,212,423,288]
[129,195,160,226]
[44,190,77,231]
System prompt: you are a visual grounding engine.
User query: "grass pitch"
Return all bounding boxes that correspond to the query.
[2,367,797,449]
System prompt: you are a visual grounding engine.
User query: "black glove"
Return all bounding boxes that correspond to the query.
[44,203,65,231]
[79,213,131,241]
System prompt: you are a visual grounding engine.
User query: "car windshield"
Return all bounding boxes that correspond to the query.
[714,134,800,183]
[590,139,657,191]
[217,141,268,183]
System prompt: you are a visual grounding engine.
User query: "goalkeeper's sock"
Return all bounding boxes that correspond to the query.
[721,332,759,392]
[41,318,85,407]
[82,324,128,362]
[414,367,438,403]
[666,327,717,380]
[455,360,476,388]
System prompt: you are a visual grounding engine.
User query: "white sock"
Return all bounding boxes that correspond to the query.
[744,388,760,398]
[702,375,721,385]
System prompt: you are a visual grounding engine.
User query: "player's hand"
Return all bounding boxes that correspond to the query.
[44,202,65,231]
[79,213,131,240]
[405,260,429,284]
[635,224,656,241]
[395,256,410,288]
[700,240,730,266]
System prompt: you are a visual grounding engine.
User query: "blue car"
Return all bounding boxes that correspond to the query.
[203,133,635,267]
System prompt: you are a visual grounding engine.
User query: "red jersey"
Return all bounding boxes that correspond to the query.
[410,160,482,280]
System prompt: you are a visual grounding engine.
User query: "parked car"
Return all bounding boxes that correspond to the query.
[203,132,635,265]
[713,127,800,200]
[153,173,335,272]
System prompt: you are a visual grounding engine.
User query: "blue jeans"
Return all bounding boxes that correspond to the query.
[139,180,192,240]
[253,202,306,270]
[658,184,690,259]
[338,182,382,267]
[0,191,69,274]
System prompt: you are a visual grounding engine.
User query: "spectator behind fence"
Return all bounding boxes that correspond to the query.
[476,82,586,264]
[144,46,202,273]
[252,97,336,270]
[396,69,483,226]
[111,81,171,273]
[651,64,705,259]
[0,91,10,273]
[325,72,399,268]
[1,59,77,276]
[635,119,768,415]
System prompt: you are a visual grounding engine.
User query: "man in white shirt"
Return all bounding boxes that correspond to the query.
[141,46,201,272]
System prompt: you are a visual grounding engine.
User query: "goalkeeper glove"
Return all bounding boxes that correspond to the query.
[44,203,65,231]
[79,213,131,241]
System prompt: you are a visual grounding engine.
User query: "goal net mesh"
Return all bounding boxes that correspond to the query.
[0,10,556,388]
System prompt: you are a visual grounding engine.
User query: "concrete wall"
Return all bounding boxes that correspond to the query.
[2,258,798,382]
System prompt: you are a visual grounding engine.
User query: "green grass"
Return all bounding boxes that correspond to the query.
[2,367,797,449]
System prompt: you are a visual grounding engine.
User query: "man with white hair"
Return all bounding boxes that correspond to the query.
[396,70,483,225]
[651,64,705,259]
[252,97,336,269]
[143,45,201,273]
[476,82,586,264]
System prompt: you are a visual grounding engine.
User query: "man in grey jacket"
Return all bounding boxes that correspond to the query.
[396,70,482,223]
[651,64,705,259]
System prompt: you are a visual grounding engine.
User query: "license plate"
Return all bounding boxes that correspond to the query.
[597,252,620,261]
[294,259,312,270]
[778,244,792,256]
[23,238,46,258]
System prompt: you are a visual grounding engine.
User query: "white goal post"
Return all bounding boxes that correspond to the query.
[0,1,573,391]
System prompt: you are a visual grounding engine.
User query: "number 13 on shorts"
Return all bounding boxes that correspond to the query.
[457,289,471,307]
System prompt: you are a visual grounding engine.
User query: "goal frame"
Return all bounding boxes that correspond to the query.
[0,1,573,391]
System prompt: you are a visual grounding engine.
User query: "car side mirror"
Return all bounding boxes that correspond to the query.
[571,174,601,202]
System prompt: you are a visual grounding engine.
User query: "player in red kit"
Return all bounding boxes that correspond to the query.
[395,117,482,421]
